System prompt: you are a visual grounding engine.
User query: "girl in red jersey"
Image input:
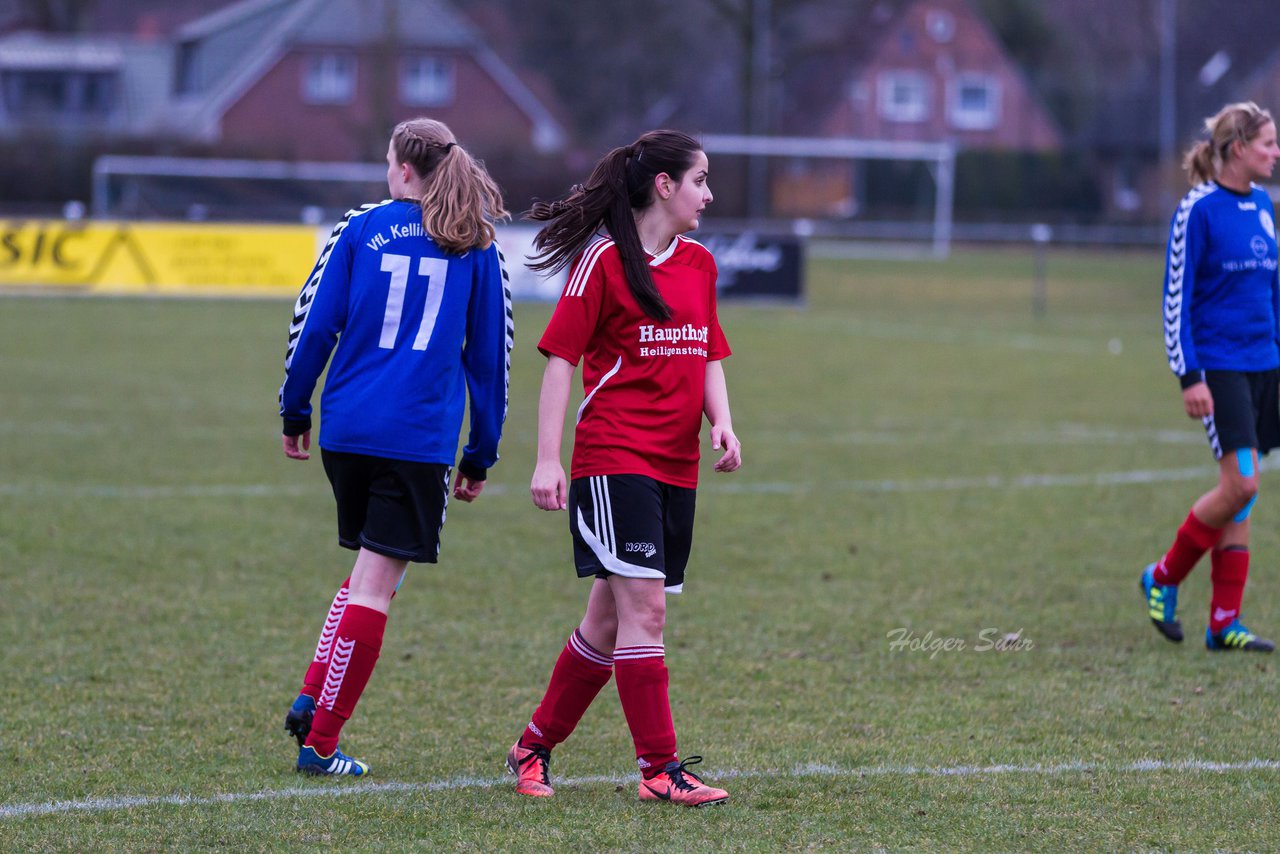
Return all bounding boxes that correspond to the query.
[505,129,741,808]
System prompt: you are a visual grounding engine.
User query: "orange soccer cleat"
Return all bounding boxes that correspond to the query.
[506,741,554,797]
[638,756,728,807]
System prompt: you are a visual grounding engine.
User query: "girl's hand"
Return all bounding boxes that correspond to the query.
[1182,382,1213,419]
[710,424,741,473]
[531,461,568,510]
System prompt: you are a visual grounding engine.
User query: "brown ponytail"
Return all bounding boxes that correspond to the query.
[526,129,704,321]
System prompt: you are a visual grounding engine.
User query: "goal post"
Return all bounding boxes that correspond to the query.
[699,134,956,258]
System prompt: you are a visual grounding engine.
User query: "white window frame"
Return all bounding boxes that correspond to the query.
[302,53,356,105]
[877,71,930,123]
[948,73,1000,130]
[399,55,454,107]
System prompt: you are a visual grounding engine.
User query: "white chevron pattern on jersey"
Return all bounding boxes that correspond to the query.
[318,637,356,710]
[494,241,515,425]
[312,585,349,663]
[1164,182,1217,377]
[278,201,388,416]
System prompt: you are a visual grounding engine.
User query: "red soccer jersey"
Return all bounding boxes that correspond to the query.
[538,234,731,488]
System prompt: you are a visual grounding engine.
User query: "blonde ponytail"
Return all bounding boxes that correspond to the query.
[1183,101,1274,185]
[391,118,509,255]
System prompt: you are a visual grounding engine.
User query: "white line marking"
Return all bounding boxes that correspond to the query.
[711,465,1224,495]
[750,424,1205,447]
[3,758,1277,819]
[0,483,312,499]
[2,460,1272,500]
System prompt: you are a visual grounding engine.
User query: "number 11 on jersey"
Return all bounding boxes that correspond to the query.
[379,253,448,351]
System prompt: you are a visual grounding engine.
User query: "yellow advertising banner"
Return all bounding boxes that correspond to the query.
[0,220,319,295]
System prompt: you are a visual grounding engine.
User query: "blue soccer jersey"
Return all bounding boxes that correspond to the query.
[278,200,512,474]
[1164,181,1280,386]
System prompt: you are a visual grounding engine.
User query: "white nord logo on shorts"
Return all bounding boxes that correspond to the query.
[625,542,658,558]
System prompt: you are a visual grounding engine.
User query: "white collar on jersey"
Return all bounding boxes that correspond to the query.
[647,237,679,266]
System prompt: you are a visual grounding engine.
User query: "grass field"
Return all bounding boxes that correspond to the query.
[3,245,1278,851]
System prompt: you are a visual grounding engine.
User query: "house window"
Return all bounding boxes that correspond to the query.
[175,41,199,95]
[877,71,929,122]
[2,70,116,118]
[948,73,1000,130]
[400,56,453,106]
[303,53,356,104]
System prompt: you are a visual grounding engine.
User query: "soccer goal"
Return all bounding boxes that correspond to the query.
[91,155,387,223]
[700,134,956,259]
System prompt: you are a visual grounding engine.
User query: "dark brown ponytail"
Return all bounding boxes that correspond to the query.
[526,129,703,321]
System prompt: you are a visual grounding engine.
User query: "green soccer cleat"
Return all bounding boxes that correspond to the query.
[1140,563,1183,643]
[1206,620,1276,652]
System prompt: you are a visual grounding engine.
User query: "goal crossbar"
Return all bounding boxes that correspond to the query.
[700,134,956,257]
[91,155,386,218]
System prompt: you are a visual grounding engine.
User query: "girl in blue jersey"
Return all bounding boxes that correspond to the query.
[1142,102,1280,653]
[276,118,513,775]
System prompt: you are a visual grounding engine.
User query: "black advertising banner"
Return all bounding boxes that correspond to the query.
[696,231,804,302]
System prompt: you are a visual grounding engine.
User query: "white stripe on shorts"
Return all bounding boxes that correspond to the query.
[574,503,665,581]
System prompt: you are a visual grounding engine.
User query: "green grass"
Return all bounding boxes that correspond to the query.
[2,245,1278,851]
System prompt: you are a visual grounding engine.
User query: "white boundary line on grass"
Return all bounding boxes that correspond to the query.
[0,464,1236,500]
[3,758,1278,820]
[4,457,1277,500]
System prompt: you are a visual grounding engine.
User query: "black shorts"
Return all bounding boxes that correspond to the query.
[321,449,450,563]
[1202,369,1280,459]
[568,474,696,594]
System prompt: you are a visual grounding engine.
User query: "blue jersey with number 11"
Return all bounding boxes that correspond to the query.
[278,199,512,473]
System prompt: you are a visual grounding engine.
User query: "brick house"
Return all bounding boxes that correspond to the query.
[0,0,565,162]
[166,0,564,161]
[773,0,1061,218]
[825,0,1060,149]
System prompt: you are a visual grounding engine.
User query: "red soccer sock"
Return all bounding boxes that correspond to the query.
[614,645,677,779]
[523,629,614,751]
[1209,547,1249,633]
[299,577,398,700]
[1152,511,1223,586]
[306,604,387,756]
[300,576,351,699]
